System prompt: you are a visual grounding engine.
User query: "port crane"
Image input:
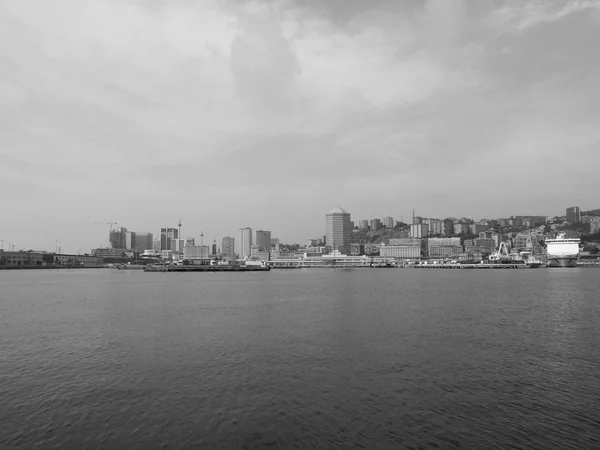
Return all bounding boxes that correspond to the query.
[489,242,511,262]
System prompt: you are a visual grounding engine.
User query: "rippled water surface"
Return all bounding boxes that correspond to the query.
[1,268,600,449]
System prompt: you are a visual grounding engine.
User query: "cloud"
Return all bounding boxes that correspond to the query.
[0,0,599,250]
[487,0,600,34]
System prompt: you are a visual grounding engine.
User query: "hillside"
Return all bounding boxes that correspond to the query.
[351,227,410,244]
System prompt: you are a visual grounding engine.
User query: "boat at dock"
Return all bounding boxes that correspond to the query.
[546,233,580,268]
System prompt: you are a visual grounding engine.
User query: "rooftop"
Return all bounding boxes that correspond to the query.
[327,206,349,215]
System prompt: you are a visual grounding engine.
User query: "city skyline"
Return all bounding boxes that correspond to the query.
[2,1,600,253]
[3,205,595,254]
[2,202,596,255]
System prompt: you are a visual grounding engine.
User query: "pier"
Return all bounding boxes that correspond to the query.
[411,263,538,269]
[144,264,270,272]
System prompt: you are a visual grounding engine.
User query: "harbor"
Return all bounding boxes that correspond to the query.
[144,263,270,272]
[409,262,540,269]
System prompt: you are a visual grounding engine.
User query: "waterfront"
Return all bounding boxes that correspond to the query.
[1,269,599,449]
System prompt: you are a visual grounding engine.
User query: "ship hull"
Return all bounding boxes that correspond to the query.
[547,255,578,268]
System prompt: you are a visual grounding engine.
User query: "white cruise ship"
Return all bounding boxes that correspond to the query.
[545,233,580,268]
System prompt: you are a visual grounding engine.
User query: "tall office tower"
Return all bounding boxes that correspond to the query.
[566,206,581,224]
[212,239,217,256]
[358,220,370,230]
[222,236,235,261]
[255,230,272,252]
[238,227,252,258]
[325,206,352,255]
[383,217,394,228]
[160,227,178,251]
[109,227,128,249]
[134,233,153,252]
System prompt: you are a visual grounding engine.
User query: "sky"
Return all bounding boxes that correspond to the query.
[1,0,599,253]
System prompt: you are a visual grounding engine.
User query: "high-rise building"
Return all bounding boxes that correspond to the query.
[325,206,352,255]
[453,223,469,235]
[160,228,178,251]
[134,233,153,252]
[222,236,235,261]
[590,219,600,234]
[238,227,252,258]
[212,239,217,256]
[566,206,581,224]
[125,232,135,250]
[255,230,272,252]
[170,238,185,254]
[358,220,370,230]
[410,224,429,238]
[109,227,128,249]
[383,217,394,228]
[443,219,455,236]
[370,218,381,231]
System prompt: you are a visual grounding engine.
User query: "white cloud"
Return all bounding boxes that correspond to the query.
[0,0,599,250]
[489,0,600,34]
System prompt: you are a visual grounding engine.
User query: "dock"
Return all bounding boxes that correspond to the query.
[411,263,539,269]
[144,264,270,272]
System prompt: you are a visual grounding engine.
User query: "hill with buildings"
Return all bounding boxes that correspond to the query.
[352,226,411,245]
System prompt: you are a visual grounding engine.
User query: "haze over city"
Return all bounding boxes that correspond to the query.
[2,0,600,253]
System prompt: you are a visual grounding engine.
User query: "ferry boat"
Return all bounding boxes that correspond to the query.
[545,233,580,268]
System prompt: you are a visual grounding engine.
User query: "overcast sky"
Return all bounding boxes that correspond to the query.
[1,0,599,253]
